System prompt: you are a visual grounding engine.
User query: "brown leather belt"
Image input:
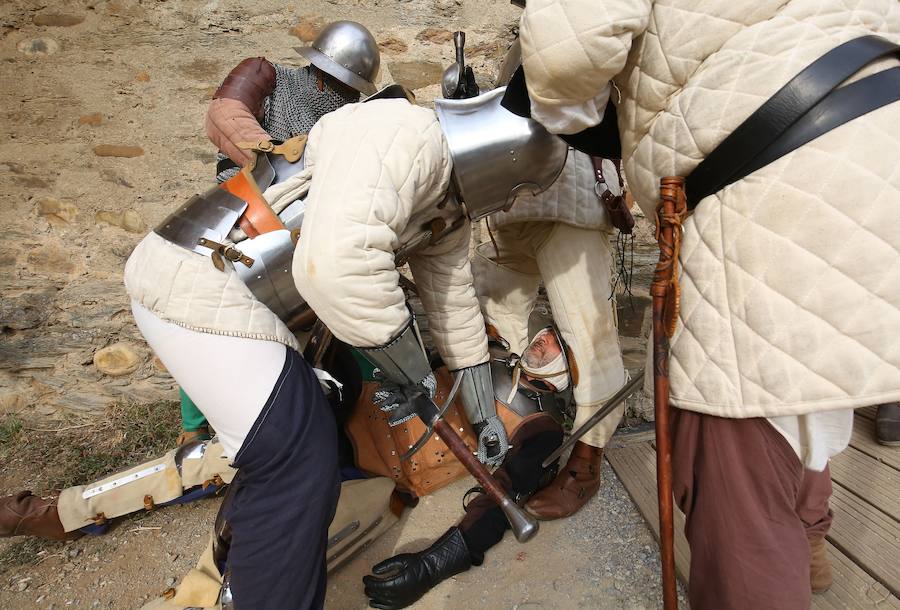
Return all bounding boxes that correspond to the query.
[220,169,285,238]
[220,135,309,238]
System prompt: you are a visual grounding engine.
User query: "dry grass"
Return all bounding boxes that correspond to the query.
[0,400,181,573]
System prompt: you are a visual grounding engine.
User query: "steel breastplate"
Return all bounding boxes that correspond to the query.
[155,152,314,329]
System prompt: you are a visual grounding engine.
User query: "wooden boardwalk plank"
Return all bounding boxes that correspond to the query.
[827,484,900,597]
[826,544,898,609]
[606,442,691,583]
[850,415,900,470]
[857,406,877,421]
[830,446,900,519]
[607,442,900,609]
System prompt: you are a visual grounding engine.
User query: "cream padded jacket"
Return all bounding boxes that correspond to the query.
[491,149,611,231]
[521,0,900,418]
[124,232,299,351]
[293,100,488,370]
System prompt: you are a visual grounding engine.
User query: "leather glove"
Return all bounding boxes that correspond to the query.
[363,527,472,609]
[371,372,437,427]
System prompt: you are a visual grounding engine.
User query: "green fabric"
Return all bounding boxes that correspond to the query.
[180,388,208,431]
[350,348,379,382]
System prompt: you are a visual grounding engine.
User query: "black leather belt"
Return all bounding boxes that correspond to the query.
[686,35,900,209]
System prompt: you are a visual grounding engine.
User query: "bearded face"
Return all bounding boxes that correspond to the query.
[522,328,562,369]
[520,327,569,392]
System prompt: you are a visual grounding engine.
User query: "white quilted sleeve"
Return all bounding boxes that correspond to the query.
[292,101,449,349]
[520,0,651,114]
[408,225,489,371]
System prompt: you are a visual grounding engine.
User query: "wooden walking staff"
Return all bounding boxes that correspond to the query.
[651,176,688,610]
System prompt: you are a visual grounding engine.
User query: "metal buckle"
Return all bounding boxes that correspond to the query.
[197,237,254,270]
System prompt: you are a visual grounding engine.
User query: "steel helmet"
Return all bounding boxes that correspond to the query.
[295,21,380,96]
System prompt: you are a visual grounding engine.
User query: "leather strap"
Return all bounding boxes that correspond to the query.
[591,156,635,234]
[743,66,900,179]
[686,36,900,208]
[219,168,285,239]
[237,135,307,163]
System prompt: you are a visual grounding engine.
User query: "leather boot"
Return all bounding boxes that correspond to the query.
[176,425,211,447]
[875,403,900,446]
[363,527,472,609]
[0,491,82,541]
[524,441,602,520]
[808,534,833,593]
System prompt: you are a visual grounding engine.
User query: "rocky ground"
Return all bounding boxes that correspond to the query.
[0,0,672,608]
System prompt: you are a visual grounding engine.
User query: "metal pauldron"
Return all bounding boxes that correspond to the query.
[434,86,568,221]
[154,152,314,330]
[357,317,433,388]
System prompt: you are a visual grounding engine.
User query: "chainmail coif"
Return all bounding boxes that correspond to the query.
[216,64,360,181]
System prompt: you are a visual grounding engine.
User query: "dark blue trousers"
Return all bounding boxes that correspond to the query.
[227,348,340,609]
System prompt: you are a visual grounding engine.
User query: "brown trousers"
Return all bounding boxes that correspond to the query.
[672,408,833,610]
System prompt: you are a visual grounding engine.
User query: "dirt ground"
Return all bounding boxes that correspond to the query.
[0,1,675,608]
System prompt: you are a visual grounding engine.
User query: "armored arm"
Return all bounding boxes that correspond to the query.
[205,58,277,165]
[408,226,508,465]
[214,57,276,121]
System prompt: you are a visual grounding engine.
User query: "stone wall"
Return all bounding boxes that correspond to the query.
[0,0,657,422]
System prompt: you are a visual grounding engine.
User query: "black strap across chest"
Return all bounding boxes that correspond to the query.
[686,35,900,209]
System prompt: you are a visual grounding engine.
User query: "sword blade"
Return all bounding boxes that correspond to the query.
[541,371,644,468]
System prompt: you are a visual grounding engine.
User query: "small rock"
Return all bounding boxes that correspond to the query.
[135,71,150,82]
[165,577,176,588]
[416,28,453,44]
[121,209,146,233]
[68,547,81,558]
[27,244,76,275]
[78,113,103,126]
[289,17,321,42]
[93,145,144,158]
[33,14,85,27]
[93,343,141,377]
[378,37,408,54]
[467,40,504,59]
[16,579,30,592]
[151,355,168,374]
[389,61,444,90]
[38,198,78,225]
[95,209,145,233]
[177,59,221,80]
[17,38,60,56]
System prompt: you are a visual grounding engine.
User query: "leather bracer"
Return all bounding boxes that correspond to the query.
[214,57,277,122]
